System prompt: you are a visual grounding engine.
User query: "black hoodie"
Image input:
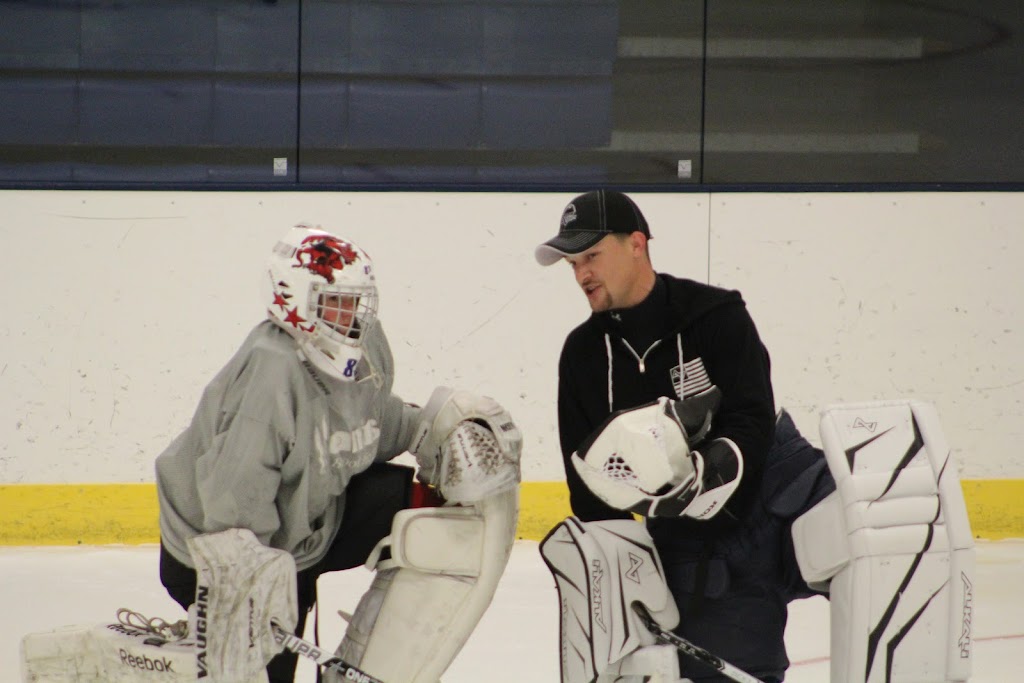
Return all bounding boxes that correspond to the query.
[556,273,776,534]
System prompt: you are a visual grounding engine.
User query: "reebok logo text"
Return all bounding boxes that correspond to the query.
[119,649,175,673]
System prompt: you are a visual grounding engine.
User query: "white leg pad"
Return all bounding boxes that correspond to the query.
[327,488,518,683]
[21,621,209,683]
[600,644,684,683]
[539,517,680,683]
[793,400,975,683]
[21,528,291,683]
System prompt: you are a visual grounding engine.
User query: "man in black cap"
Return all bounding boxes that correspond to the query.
[535,190,834,682]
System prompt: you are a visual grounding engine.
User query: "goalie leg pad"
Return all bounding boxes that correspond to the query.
[187,528,298,682]
[326,488,518,683]
[599,644,682,683]
[20,529,293,683]
[793,400,975,683]
[21,621,206,683]
[21,625,103,682]
[21,618,271,683]
[539,517,680,683]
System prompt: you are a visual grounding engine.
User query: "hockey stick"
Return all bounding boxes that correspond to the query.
[270,621,384,683]
[633,606,766,683]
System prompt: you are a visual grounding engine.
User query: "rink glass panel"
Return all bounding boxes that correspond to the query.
[0,0,1020,187]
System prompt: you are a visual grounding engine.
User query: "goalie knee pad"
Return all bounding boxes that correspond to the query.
[539,517,680,683]
[327,487,518,683]
[792,400,975,683]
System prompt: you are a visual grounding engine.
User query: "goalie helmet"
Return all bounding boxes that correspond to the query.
[265,224,379,381]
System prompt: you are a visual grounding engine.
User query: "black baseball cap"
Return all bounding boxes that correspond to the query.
[534,190,651,266]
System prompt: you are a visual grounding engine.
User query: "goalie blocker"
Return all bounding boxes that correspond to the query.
[792,400,975,683]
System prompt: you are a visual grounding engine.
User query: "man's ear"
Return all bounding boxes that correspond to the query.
[629,230,649,256]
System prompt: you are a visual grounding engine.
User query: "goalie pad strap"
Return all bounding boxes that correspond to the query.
[793,400,975,683]
[367,505,485,576]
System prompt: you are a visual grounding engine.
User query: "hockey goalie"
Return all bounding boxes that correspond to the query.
[541,391,975,683]
[21,387,521,683]
[22,225,522,683]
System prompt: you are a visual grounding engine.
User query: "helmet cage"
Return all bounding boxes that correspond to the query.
[307,280,379,350]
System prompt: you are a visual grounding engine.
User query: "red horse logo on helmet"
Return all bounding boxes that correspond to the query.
[293,235,358,284]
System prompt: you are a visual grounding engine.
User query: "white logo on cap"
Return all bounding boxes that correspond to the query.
[561,204,578,228]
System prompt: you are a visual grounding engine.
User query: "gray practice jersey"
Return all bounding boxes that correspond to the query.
[156,319,420,571]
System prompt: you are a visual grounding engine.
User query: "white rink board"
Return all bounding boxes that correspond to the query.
[710,192,1024,479]
[0,189,1021,484]
[0,190,707,484]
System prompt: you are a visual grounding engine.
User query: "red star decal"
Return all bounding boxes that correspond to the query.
[283,307,306,328]
[272,293,290,310]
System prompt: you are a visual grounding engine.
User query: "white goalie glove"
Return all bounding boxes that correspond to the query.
[409,386,523,495]
[438,419,521,502]
[572,387,742,519]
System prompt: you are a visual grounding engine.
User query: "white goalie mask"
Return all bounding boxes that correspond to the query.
[265,224,379,382]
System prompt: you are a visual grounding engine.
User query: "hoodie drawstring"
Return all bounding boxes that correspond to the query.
[604,334,614,412]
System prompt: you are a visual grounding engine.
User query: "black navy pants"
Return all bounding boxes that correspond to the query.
[160,463,416,683]
[649,411,836,683]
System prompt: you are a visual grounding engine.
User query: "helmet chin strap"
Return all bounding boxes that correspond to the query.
[298,340,381,388]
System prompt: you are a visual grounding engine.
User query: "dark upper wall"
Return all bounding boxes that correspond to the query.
[0,0,1020,188]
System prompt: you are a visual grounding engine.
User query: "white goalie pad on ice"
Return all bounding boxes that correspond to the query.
[792,400,975,683]
[21,615,202,683]
[539,517,681,683]
[20,528,296,683]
